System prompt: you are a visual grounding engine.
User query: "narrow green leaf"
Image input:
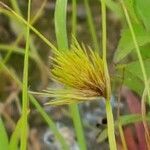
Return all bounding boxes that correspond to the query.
[20,0,31,149]
[0,3,68,149]
[120,0,150,105]
[124,0,139,24]
[29,95,69,150]
[9,118,22,150]
[0,60,69,150]
[84,0,99,52]
[71,0,77,37]
[0,118,9,150]
[114,25,150,63]
[54,0,68,51]
[54,0,87,149]
[105,100,117,150]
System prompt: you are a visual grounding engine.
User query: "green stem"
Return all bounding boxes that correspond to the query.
[101,0,117,149]
[105,100,117,150]
[69,104,87,150]
[118,124,127,150]
[20,0,31,149]
[120,0,150,105]
[0,3,57,52]
[10,0,49,85]
[29,95,69,150]
[84,0,99,52]
[71,0,77,38]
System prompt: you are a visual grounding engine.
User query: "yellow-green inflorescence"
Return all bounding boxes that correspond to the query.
[44,39,106,105]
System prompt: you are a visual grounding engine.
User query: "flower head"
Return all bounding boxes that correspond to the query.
[44,39,106,105]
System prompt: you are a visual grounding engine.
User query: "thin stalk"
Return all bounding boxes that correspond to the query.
[69,105,87,150]
[0,60,69,150]
[101,0,117,149]
[141,80,150,148]
[118,124,127,150]
[10,0,22,15]
[10,0,49,86]
[117,68,127,150]
[2,3,50,87]
[71,0,77,38]
[1,0,47,66]
[105,101,117,150]
[120,0,150,105]
[0,3,69,148]
[29,95,69,150]
[31,0,47,24]
[20,0,31,149]
[84,0,99,52]
[0,3,57,52]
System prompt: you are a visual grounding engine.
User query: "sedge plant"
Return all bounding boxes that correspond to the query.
[41,38,116,149]
[101,0,117,149]
[0,0,117,149]
[20,0,31,149]
[34,0,117,149]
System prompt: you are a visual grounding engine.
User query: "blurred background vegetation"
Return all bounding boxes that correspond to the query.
[0,1,121,149]
[1,0,150,149]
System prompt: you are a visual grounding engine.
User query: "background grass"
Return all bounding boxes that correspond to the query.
[0,0,150,149]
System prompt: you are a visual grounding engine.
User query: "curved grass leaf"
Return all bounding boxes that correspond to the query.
[0,118,9,150]
[9,118,22,150]
[54,0,68,51]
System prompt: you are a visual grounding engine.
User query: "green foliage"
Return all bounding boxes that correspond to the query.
[84,0,99,52]
[54,0,68,51]
[124,0,139,24]
[112,0,150,95]
[20,0,31,149]
[125,59,150,81]
[0,0,150,149]
[0,1,69,149]
[114,25,150,63]
[0,118,9,150]
[97,114,150,143]
[9,118,22,150]
[135,0,150,31]
[123,59,150,95]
